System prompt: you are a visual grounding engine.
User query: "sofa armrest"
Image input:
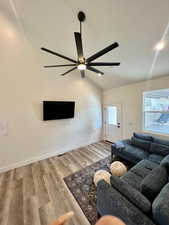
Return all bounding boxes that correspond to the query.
[111,140,130,159]
[113,140,125,149]
[152,183,169,225]
[111,140,125,156]
[97,180,155,225]
[110,175,151,214]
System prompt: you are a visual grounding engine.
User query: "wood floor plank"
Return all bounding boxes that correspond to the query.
[71,150,91,167]
[69,151,85,169]
[39,202,56,225]
[89,145,107,158]
[52,158,70,178]
[77,148,96,163]
[94,143,110,155]
[68,151,87,169]
[24,196,41,225]
[32,163,50,208]
[94,142,111,152]
[14,166,25,180]
[0,181,10,225]
[85,147,101,161]
[43,173,65,217]
[39,160,51,175]
[92,143,111,155]
[7,179,23,225]
[0,171,15,225]
[23,165,35,200]
[59,155,78,174]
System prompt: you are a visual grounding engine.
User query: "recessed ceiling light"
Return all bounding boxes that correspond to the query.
[155,41,165,51]
[77,64,86,70]
[98,73,102,77]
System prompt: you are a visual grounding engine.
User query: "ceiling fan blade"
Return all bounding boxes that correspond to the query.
[44,64,76,68]
[87,66,104,75]
[41,47,77,63]
[86,42,119,62]
[61,67,77,76]
[74,32,84,61]
[88,62,120,66]
[80,70,85,78]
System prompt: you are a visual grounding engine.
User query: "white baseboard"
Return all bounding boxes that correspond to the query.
[0,149,64,174]
[0,139,101,174]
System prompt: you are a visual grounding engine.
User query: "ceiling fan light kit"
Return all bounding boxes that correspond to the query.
[41,11,120,78]
[77,64,86,70]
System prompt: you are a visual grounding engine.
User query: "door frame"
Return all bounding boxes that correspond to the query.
[103,103,123,142]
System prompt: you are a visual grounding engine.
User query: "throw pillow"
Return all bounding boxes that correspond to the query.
[140,166,168,202]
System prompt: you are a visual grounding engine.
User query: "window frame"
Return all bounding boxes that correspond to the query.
[142,89,169,136]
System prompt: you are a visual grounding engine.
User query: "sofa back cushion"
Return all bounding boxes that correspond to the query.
[133,132,153,141]
[140,166,168,202]
[153,137,169,147]
[131,137,151,152]
[152,183,169,225]
[150,142,169,156]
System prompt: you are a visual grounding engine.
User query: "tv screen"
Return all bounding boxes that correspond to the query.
[43,101,75,121]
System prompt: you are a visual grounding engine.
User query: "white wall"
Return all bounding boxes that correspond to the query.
[103,76,169,140]
[0,13,102,172]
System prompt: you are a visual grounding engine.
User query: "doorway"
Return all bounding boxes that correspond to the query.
[104,104,123,142]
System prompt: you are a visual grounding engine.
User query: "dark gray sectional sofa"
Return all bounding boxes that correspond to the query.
[97,133,169,225]
[111,132,169,164]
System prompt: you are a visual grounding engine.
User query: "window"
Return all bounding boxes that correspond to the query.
[143,89,169,135]
[107,106,117,125]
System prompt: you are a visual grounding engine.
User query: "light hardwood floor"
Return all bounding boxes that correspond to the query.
[0,141,111,225]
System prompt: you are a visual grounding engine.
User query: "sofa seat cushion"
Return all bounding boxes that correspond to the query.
[121,170,143,191]
[148,154,164,164]
[130,159,158,179]
[122,144,149,162]
[110,175,151,214]
[131,137,151,152]
[152,183,169,225]
[134,132,153,141]
[140,166,168,202]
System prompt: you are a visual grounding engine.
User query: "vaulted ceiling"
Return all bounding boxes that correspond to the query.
[1,0,169,89]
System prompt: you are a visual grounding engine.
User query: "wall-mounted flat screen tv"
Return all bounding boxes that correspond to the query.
[43,101,75,121]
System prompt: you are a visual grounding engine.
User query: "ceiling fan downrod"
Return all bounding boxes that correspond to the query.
[78,11,86,35]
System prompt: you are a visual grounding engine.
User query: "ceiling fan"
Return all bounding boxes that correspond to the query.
[41,11,120,78]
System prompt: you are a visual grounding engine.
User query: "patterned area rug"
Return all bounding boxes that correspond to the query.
[64,156,111,225]
[64,156,132,225]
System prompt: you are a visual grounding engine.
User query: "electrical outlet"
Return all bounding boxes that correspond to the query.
[0,120,8,136]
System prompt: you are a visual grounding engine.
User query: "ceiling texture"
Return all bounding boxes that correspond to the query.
[1,0,169,89]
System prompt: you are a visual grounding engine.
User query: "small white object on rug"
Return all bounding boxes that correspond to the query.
[110,161,127,176]
[94,170,111,186]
